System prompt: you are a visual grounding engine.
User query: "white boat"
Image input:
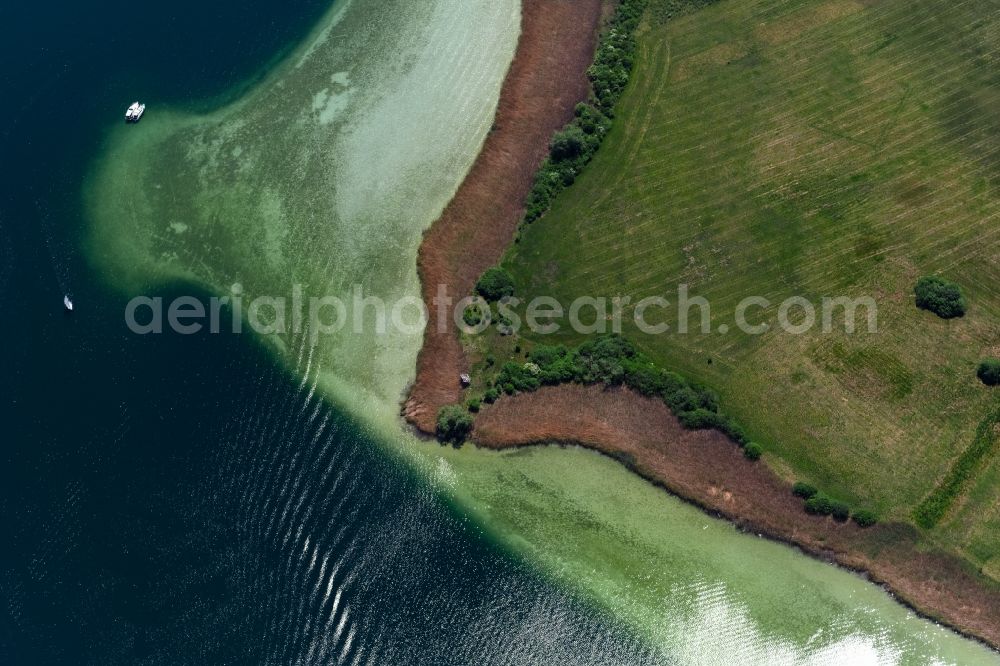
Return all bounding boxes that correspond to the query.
[125,101,146,123]
[63,295,74,311]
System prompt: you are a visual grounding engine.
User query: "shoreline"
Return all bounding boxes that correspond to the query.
[473,385,1000,651]
[403,0,1000,653]
[403,0,605,432]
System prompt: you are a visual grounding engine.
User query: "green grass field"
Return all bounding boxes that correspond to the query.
[498,0,1000,570]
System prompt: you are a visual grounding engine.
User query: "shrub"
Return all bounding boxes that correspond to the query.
[550,126,586,161]
[830,501,851,522]
[476,267,515,302]
[530,344,569,368]
[804,494,835,516]
[677,408,726,431]
[624,364,669,396]
[436,405,473,444]
[658,371,688,398]
[977,359,1000,386]
[913,276,966,319]
[793,482,818,499]
[744,442,763,461]
[664,386,703,413]
[574,103,610,136]
[483,388,499,404]
[495,362,540,394]
[575,334,637,384]
[692,384,720,412]
[852,510,878,528]
[463,305,487,327]
[467,398,481,413]
[717,419,749,446]
[532,345,578,385]
[518,0,645,227]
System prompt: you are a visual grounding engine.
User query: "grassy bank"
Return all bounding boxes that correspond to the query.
[482,0,1000,575]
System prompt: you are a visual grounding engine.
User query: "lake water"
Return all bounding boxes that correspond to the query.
[2,0,997,663]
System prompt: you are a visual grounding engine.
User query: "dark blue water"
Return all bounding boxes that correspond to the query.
[0,2,661,664]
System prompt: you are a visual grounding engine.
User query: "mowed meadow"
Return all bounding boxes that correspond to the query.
[504,0,1000,571]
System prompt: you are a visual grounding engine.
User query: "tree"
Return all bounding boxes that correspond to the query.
[550,126,586,161]
[744,442,763,461]
[436,405,473,444]
[792,482,818,499]
[977,359,1000,386]
[914,276,966,319]
[853,510,878,528]
[475,267,515,302]
[804,494,834,516]
[830,501,851,522]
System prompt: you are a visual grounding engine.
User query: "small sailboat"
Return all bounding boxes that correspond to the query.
[63,294,74,312]
[125,101,146,123]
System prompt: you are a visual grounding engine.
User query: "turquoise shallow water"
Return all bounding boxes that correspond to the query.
[3,0,999,663]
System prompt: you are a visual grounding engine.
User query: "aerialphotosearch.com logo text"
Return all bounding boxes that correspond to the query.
[124,283,878,341]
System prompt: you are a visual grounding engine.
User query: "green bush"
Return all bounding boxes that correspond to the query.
[530,344,578,385]
[804,494,835,516]
[664,385,703,413]
[853,510,878,528]
[467,398,481,413]
[575,334,637,384]
[436,405,473,444]
[977,359,1000,386]
[588,0,646,113]
[483,388,499,404]
[519,0,645,226]
[463,304,488,327]
[574,103,610,136]
[624,364,668,396]
[744,442,763,461]
[717,419,749,446]
[495,362,541,394]
[792,482,818,499]
[914,275,966,319]
[692,384,720,412]
[476,267,515,302]
[831,501,851,522]
[550,126,587,161]
[529,344,569,367]
[677,408,726,431]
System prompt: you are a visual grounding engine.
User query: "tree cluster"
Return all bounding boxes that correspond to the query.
[436,405,474,445]
[792,480,877,527]
[521,0,647,226]
[914,275,967,319]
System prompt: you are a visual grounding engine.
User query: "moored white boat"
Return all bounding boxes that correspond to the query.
[63,294,73,311]
[124,101,146,123]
